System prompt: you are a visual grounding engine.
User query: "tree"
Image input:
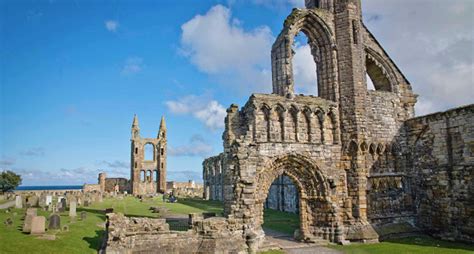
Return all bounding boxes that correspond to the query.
[0,170,22,193]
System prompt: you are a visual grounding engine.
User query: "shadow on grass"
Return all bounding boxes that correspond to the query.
[384,235,474,252]
[178,198,224,215]
[77,207,157,219]
[77,208,107,221]
[83,229,105,252]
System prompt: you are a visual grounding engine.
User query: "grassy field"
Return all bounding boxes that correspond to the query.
[0,196,223,254]
[259,209,474,254]
[262,208,300,235]
[1,197,473,254]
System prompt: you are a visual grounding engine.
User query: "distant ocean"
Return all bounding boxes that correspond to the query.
[15,185,83,191]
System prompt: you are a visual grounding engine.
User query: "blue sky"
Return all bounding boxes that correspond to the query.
[1,0,472,185]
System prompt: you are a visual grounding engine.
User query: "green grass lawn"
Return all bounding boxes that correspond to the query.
[0,195,223,254]
[331,235,474,254]
[1,198,473,254]
[263,208,300,235]
[261,209,474,254]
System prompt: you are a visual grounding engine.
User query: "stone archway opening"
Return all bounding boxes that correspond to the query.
[262,173,301,237]
[254,155,339,243]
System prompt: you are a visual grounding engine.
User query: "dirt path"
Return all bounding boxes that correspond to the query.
[0,200,15,209]
[262,228,342,254]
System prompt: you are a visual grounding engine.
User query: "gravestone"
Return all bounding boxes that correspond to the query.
[69,201,77,217]
[28,196,39,207]
[23,215,34,233]
[80,211,87,220]
[61,198,67,210]
[84,200,90,207]
[46,195,53,206]
[48,214,61,230]
[15,196,23,209]
[62,225,69,232]
[30,216,46,235]
[26,208,37,217]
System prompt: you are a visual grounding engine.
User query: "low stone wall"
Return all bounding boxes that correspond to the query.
[104,213,251,254]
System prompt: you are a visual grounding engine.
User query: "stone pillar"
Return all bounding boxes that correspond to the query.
[99,172,106,193]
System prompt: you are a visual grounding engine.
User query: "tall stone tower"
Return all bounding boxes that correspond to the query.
[130,115,167,195]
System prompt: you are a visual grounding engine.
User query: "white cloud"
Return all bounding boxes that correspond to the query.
[180,5,274,93]
[169,134,213,157]
[121,57,144,75]
[363,0,474,115]
[105,20,119,32]
[166,94,227,130]
[293,43,318,95]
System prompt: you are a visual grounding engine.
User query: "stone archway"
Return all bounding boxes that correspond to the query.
[254,154,339,242]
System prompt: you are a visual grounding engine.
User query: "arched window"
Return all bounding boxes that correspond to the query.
[155,171,159,183]
[144,143,154,161]
[147,170,152,182]
[366,52,393,92]
[293,32,318,96]
[140,170,145,182]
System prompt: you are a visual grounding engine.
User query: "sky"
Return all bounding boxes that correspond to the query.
[0,0,472,186]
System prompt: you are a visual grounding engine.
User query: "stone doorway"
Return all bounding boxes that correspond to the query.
[254,155,339,242]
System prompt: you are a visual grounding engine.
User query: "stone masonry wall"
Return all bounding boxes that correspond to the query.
[405,105,474,242]
[104,213,249,254]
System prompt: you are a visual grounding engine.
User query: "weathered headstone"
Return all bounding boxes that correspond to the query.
[15,196,23,209]
[69,201,77,217]
[26,208,37,217]
[23,215,34,233]
[61,198,67,210]
[84,200,90,207]
[62,225,69,232]
[30,216,46,235]
[46,195,53,206]
[80,211,87,220]
[27,196,39,207]
[48,214,61,230]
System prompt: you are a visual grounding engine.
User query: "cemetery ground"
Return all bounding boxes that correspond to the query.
[0,196,473,254]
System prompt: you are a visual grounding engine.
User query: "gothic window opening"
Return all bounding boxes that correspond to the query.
[144,143,154,161]
[140,170,145,182]
[292,32,319,96]
[147,170,152,182]
[366,54,392,92]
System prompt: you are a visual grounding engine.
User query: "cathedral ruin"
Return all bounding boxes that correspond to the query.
[203,0,474,247]
[130,115,167,195]
[104,1,473,252]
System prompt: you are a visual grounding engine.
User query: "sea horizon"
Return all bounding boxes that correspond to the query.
[15,185,84,191]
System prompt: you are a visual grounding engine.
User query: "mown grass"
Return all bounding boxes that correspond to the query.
[1,198,473,254]
[331,235,474,254]
[262,208,300,235]
[0,195,223,254]
[262,209,474,254]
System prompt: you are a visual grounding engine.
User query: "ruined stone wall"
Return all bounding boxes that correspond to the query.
[203,154,224,201]
[167,181,204,198]
[83,184,101,193]
[405,105,474,242]
[104,178,130,193]
[104,213,250,254]
[130,116,167,195]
